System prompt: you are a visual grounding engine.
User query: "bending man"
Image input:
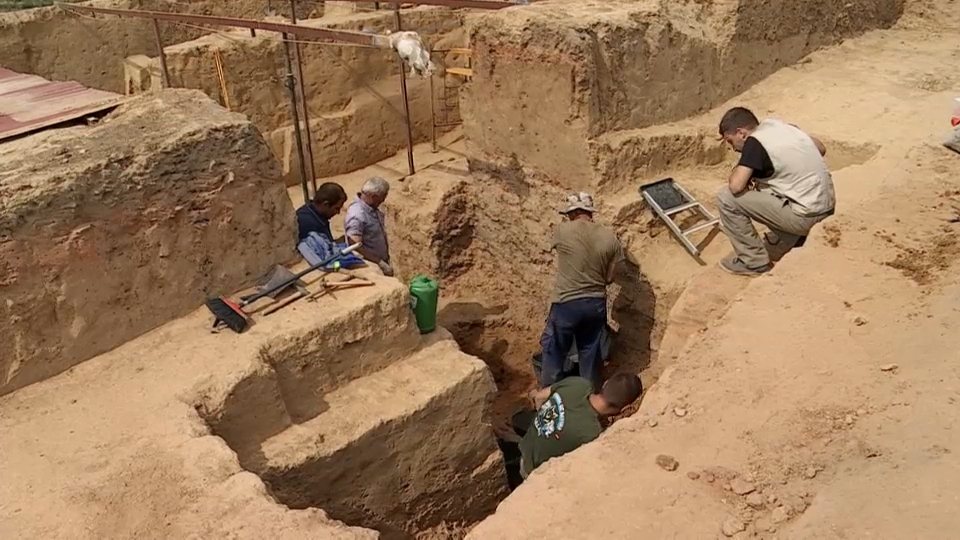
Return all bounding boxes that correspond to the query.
[540,192,624,391]
[519,373,642,480]
[345,177,394,276]
[716,107,836,276]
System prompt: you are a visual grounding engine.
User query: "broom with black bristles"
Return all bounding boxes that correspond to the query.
[206,242,362,333]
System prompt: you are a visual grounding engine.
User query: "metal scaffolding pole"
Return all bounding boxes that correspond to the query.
[282,33,311,206]
[288,0,317,197]
[151,19,170,88]
[394,5,416,176]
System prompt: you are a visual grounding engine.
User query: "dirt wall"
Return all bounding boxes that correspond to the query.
[0,0,271,93]
[157,8,466,180]
[0,89,297,396]
[463,0,904,188]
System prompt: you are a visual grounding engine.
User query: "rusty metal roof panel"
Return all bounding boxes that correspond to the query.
[0,67,126,142]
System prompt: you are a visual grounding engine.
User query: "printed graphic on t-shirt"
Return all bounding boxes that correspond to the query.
[535,393,566,438]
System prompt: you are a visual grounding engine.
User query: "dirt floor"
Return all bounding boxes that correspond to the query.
[464,1,960,537]
[3,0,960,537]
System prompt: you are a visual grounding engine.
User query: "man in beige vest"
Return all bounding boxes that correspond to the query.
[715,107,836,276]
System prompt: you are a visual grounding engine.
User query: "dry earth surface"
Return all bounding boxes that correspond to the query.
[467,1,960,538]
[2,0,960,538]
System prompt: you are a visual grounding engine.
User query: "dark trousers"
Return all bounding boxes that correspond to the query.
[539,296,607,391]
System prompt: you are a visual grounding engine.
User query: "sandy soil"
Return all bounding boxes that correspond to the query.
[2,0,960,538]
[467,3,960,538]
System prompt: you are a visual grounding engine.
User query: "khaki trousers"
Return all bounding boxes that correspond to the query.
[716,186,831,268]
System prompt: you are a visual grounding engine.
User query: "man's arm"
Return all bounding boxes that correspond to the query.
[728,136,774,195]
[789,123,827,156]
[529,387,552,408]
[350,240,383,264]
[727,165,754,195]
[605,238,625,284]
[809,135,827,157]
[344,212,382,263]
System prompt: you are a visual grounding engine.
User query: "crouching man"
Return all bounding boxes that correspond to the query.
[716,107,836,276]
[519,373,642,480]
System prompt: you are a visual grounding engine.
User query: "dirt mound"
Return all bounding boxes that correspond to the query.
[0,89,296,396]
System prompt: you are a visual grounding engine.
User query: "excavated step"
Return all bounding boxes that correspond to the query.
[194,273,422,462]
[256,328,506,536]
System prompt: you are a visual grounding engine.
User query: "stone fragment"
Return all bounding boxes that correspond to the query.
[746,492,765,508]
[721,518,746,537]
[845,415,855,425]
[767,494,778,504]
[674,407,688,417]
[656,454,679,471]
[755,517,776,533]
[647,418,658,428]
[771,506,790,524]
[880,363,899,372]
[687,471,701,480]
[805,467,818,479]
[704,472,716,483]
[730,477,756,495]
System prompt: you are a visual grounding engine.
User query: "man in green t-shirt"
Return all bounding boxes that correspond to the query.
[519,373,642,479]
[539,192,625,391]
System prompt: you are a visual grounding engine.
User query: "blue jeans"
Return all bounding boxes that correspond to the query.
[539,296,606,391]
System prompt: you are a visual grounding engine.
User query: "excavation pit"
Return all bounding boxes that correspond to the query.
[191,279,511,540]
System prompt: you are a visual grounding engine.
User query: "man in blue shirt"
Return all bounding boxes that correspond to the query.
[345,177,393,276]
[296,182,347,244]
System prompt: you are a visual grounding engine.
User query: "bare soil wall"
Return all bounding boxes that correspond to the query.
[0,0,270,93]
[0,89,297,396]
[159,8,466,180]
[463,0,904,188]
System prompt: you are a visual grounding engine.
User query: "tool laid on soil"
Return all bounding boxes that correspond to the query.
[306,272,375,301]
[639,177,721,262]
[260,287,309,316]
[206,242,361,333]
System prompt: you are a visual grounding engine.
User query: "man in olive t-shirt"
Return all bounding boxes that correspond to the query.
[539,192,624,390]
[519,373,642,479]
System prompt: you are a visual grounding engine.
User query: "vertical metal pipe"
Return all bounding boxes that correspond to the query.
[394,5,416,175]
[152,19,170,88]
[289,0,318,196]
[282,33,311,206]
[429,68,437,153]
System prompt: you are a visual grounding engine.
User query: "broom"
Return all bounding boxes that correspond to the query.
[206,242,362,333]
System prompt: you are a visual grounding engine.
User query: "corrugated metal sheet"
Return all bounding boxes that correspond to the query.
[0,67,126,142]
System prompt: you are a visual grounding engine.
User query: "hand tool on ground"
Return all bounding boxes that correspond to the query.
[205,242,361,333]
[306,273,375,301]
[261,286,309,316]
[255,265,301,299]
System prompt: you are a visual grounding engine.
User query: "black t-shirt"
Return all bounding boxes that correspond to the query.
[738,136,775,179]
[295,203,333,244]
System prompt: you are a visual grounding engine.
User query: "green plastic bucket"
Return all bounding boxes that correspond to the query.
[409,275,439,334]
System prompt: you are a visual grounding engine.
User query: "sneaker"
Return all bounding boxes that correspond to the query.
[719,255,772,276]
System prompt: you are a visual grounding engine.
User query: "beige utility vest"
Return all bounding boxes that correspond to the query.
[751,118,836,217]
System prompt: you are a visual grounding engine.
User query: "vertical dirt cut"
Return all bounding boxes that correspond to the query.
[0,89,297,396]
[189,283,510,540]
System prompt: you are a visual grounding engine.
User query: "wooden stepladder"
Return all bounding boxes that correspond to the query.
[639,177,721,263]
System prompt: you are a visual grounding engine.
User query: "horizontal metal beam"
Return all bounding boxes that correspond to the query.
[325,0,514,9]
[56,4,382,46]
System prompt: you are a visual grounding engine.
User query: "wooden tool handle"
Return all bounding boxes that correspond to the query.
[262,291,305,316]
